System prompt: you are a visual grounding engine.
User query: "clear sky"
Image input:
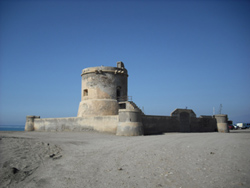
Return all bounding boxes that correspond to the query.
[0,0,249,125]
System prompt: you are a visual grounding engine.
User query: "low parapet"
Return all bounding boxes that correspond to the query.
[81,66,128,77]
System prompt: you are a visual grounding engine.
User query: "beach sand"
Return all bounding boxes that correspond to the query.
[0,130,249,188]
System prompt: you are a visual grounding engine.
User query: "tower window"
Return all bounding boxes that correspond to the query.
[84,89,88,96]
[117,86,121,100]
[117,89,121,98]
[119,103,126,109]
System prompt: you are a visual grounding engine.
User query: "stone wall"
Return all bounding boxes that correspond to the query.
[27,111,220,136]
[142,114,218,135]
[194,116,217,132]
[33,116,118,134]
[142,115,179,135]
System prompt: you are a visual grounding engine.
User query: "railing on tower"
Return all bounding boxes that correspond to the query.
[117,96,132,102]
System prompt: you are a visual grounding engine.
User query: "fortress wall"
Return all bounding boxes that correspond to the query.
[142,115,218,134]
[189,117,200,132]
[30,114,217,135]
[34,117,91,131]
[190,117,217,132]
[92,116,118,133]
[34,116,118,133]
[198,117,217,132]
[142,115,180,135]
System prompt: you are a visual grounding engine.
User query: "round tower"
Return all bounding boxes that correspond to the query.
[77,62,128,117]
[25,115,40,131]
[214,114,229,133]
[116,102,144,136]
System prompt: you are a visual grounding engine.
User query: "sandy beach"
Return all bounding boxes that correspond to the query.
[0,130,250,188]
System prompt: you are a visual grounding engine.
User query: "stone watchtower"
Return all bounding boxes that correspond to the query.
[77,62,128,117]
[25,61,226,136]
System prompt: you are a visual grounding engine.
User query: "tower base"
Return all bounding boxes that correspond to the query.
[77,99,119,117]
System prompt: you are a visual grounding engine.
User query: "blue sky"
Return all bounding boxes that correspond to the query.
[0,0,249,125]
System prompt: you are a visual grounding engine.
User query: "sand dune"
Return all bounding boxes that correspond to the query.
[0,130,249,188]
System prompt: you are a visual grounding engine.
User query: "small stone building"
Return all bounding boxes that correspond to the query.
[25,62,229,135]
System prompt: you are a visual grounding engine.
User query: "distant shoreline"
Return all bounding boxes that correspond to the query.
[0,125,24,131]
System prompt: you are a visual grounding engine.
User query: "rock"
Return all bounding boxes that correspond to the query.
[12,167,19,174]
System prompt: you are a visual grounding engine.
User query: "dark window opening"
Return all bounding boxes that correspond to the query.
[84,89,88,96]
[119,103,126,109]
[117,89,121,98]
[117,86,121,100]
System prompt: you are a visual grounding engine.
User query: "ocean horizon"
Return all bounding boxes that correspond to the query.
[0,125,25,131]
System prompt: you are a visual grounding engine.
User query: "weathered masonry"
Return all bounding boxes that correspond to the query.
[25,62,230,135]
[78,62,128,117]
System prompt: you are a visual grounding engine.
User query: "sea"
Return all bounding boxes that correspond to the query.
[0,125,25,131]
